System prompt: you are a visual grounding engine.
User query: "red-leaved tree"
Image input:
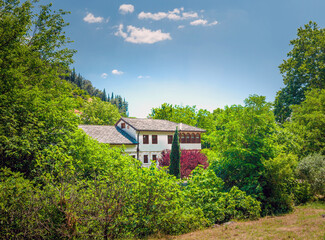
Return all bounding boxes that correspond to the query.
[158,150,208,178]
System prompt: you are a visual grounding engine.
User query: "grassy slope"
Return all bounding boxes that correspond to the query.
[153,202,325,240]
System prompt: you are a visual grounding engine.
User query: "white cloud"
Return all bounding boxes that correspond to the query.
[178,25,185,29]
[190,19,207,26]
[138,75,150,79]
[115,24,128,39]
[182,12,198,19]
[101,73,108,79]
[138,8,198,21]
[190,19,218,26]
[112,69,124,75]
[83,13,104,23]
[168,13,182,20]
[115,24,172,44]
[119,4,134,14]
[138,11,168,21]
[115,24,127,38]
[209,21,218,26]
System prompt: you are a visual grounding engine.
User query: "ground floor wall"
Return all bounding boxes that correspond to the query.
[115,144,200,168]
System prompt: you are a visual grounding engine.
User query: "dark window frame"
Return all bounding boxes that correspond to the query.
[121,123,125,129]
[186,133,191,143]
[181,133,186,143]
[143,135,149,144]
[168,135,173,144]
[152,154,157,162]
[143,155,148,163]
[152,135,158,144]
[191,133,195,143]
[196,133,201,143]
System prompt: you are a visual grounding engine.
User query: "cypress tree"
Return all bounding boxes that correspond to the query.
[169,127,181,178]
[102,88,107,102]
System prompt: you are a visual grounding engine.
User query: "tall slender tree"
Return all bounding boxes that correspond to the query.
[169,127,181,178]
[102,88,107,102]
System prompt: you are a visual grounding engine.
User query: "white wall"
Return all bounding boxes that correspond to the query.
[117,120,137,139]
[123,145,137,153]
[137,131,202,167]
[138,131,173,152]
[180,143,202,150]
[138,151,161,168]
[116,125,203,167]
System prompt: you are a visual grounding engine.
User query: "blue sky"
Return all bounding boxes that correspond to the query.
[47,0,325,117]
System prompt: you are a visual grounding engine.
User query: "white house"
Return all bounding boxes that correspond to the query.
[79,117,205,167]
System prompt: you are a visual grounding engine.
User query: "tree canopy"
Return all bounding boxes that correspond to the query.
[274,21,325,122]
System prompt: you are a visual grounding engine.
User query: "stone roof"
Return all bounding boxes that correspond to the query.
[79,125,137,145]
[117,117,206,132]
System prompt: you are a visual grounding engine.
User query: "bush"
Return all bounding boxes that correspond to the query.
[184,167,261,224]
[262,153,298,215]
[32,131,208,239]
[159,149,208,178]
[293,181,313,204]
[296,153,325,196]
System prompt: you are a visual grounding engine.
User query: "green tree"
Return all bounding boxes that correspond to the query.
[0,0,77,177]
[207,96,278,201]
[285,88,325,156]
[80,98,121,125]
[149,103,198,126]
[275,21,325,122]
[184,167,261,224]
[102,88,107,102]
[169,127,181,178]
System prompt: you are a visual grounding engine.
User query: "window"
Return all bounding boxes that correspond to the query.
[144,155,148,163]
[143,135,149,144]
[131,155,136,158]
[168,135,173,144]
[196,133,201,143]
[152,154,157,162]
[186,133,191,143]
[152,135,158,144]
[191,133,195,143]
[181,134,186,143]
[121,123,125,129]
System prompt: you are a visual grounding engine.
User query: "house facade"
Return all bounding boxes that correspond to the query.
[79,117,205,167]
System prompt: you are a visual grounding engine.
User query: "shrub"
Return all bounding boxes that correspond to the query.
[293,181,313,204]
[33,131,209,239]
[159,149,208,178]
[296,153,325,196]
[184,167,261,224]
[262,153,298,215]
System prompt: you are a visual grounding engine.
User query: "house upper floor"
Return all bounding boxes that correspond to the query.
[115,117,205,150]
[79,117,206,152]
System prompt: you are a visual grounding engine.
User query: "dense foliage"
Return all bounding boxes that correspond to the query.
[285,88,325,156]
[208,95,277,197]
[274,21,325,123]
[296,153,325,196]
[149,103,216,134]
[184,168,261,224]
[159,149,208,178]
[1,1,324,238]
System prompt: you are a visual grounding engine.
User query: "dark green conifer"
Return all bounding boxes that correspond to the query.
[102,88,107,102]
[169,127,181,178]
